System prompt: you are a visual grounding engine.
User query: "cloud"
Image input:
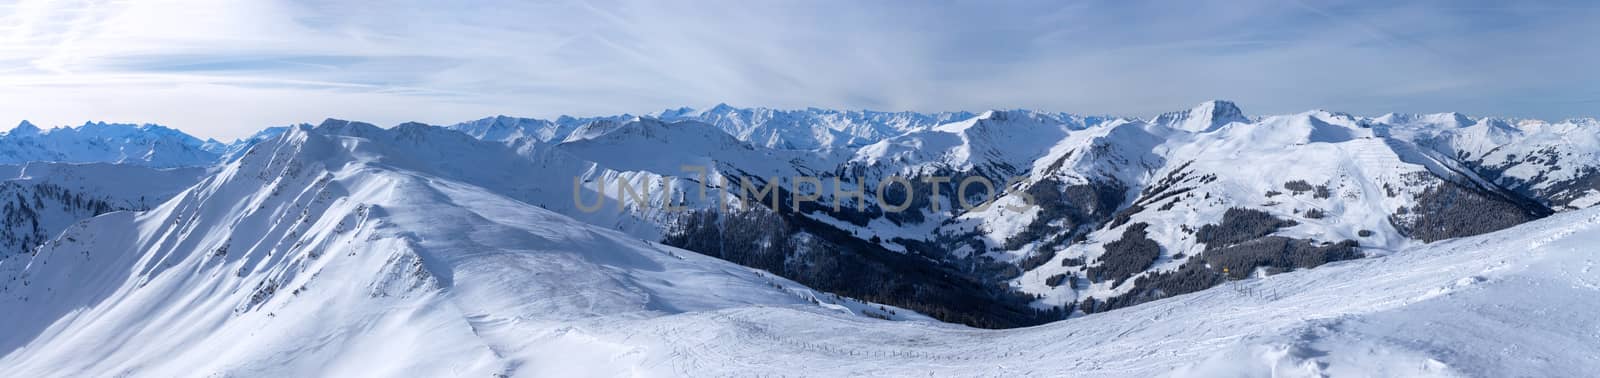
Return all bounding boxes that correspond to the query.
[0,0,1596,139]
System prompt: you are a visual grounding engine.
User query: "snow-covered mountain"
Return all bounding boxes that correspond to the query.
[3,101,1600,375]
[216,126,293,163]
[446,106,990,152]
[1152,99,1251,132]
[846,109,1088,180]
[432,102,1600,325]
[0,124,917,376]
[1389,115,1600,210]
[1009,108,1551,312]
[0,162,205,256]
[13,102,1589,327]
[4,121,1598,374]
[4,162,207,209]
[659,104,984,150]
[0,120,222,256]
[445,114,635,144]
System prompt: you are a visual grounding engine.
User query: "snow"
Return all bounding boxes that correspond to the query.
[1152,100,1250,132]
[556,117,808,176]
[437,103,1600,323]
[2,102,1599,376]
[660,104,978,151]
[436,103,1600,289]
[1379,113,1600,210]
[446,114,636,145]
[1007,107,1535,304]
[852,109,1082,173]
[556,206,1600,376]
[6,162,207,208]
[0,162,206,256]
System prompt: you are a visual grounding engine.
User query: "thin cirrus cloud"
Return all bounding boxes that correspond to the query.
[0,0,1596,139]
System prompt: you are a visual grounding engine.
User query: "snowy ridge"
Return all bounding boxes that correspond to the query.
[952,118,1172,258]
[0,123,919,376]
[661,104,981,151]
[447,114,635,144]
[851,110,1080,177]
[316,118,790,239]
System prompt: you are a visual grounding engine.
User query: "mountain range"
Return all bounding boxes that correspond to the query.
[2,101,1598,375]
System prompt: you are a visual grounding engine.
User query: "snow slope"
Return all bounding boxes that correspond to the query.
[6,162,207,209]
[566,204,1600,377]
[0,162,206,256]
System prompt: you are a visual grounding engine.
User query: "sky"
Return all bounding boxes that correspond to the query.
[1,0,1597,140]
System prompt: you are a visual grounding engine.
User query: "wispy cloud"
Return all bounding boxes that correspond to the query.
[0,0,1596,139]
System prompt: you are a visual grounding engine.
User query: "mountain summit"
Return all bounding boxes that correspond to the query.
[1153,100,1249,132]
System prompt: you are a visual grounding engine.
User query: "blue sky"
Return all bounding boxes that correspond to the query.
[1,0,1596,139]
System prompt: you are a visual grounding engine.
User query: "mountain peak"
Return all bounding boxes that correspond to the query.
[313,118,382,135]
[1200,99,1243,114]
[705,103,738,114]
[658,106,697,119]
[1155,100,1249,132]
[9,120,40,136]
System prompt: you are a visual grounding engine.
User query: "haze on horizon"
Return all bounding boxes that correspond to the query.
[1,0,1596,140]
